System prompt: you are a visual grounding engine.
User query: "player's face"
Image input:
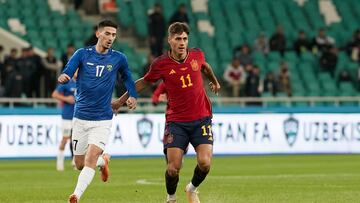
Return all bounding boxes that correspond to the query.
[96,26,117,49]
[168,32,188,56]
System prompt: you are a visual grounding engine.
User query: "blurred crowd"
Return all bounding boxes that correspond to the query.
[0,44,75,98]
[222,28,360,98]
[0,1,359,101]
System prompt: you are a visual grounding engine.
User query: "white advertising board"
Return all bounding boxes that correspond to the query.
[0,113,359,158]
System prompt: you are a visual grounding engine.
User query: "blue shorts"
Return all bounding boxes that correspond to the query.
[163,117,213,154]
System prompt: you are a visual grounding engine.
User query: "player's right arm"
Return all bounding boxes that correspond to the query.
[111,77,152,112]
[112,58,162,113]
[52,90,75,104]
[58,49,83,84]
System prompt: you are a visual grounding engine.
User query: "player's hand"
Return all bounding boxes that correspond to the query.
[111,98,125,114]
[65,96,75,104]
[64,95,75,104]
[126,97,137,110]
[158,93,167,102]
[58,74,70,84]
[209,81,221,95]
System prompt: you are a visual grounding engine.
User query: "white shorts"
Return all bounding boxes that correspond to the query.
[72,118,112,155]
[62,119,73,137]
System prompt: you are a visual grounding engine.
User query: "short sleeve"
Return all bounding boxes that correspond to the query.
[143,60,162,83]
[55,84,65,94]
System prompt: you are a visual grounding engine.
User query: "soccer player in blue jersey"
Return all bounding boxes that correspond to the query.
[58,20,138,203]
[52,70,77,171]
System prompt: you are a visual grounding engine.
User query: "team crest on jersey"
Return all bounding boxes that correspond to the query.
[106,64,113,71]
[190,59,199,71]
[137,117,153,148]
[169,69,176,75]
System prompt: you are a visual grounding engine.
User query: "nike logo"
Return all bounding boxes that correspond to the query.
[180,67,188,71]
[86,62,94,66]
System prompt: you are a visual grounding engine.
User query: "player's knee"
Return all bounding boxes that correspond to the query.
[75,161,84,170]
[198,159,211,173]
[74,157,85,170]
[167,165,180,177]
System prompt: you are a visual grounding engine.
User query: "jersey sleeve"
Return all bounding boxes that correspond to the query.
[143,60,162,83]
[63,48,84,78]
[55,84,65,94]
[118,54,138,98]
[198,49,207,70]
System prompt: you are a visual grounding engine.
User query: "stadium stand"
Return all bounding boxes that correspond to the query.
[0,0,359,107]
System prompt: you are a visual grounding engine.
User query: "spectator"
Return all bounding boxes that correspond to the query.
[253,32,269,55]
[27,46,43,97]
[269,25,287,55]
[74,0,83,10]
[245,65,261,99]
[223,58,246,97]
[346,29,360,62]
[312,28,335,54]
[339,70,352,83]
[0,45,4,63]
[277,61,291,96]
[2,48,18,86]
[3,63,22,98]
[293,30,311,55]
[169,3,189,24]
[0,45,4,86]
[61,44,75,70]
[233,44,253,67]
[84,26,98,46]
[142,53,155,76]
[262,72,278,96]
[42,47,62,97]
[148,3,166,57]
[319,46,338,77]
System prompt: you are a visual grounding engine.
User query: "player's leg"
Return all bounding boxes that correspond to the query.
[186,117,214,203]
[163,122,189,203]
[69,119,112,202]
[68,118,89,202]
[57,119,72,171]
[187,144,213,190]
[165,148,184,203]
[69,129,76,169]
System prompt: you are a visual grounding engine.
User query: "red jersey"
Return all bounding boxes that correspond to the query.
[144,48,212,122]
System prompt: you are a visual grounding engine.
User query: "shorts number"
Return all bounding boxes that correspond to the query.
[201,125,213,141]
[73,139,78,151]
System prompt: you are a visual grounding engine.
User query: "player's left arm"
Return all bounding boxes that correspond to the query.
[202,62,221,95]
[117,55,138,110]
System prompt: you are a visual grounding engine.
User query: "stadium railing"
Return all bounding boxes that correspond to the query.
[0,97,359,111]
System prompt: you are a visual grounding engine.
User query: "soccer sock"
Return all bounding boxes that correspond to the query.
[57,150,64,170]
[190,165,209,188]
[165,171,179,195]
[96,155,105,167]
[74,166,95,199]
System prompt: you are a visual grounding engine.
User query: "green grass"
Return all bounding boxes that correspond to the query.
[1,155,360,203]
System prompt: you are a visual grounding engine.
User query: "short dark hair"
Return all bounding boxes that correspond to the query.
[168,22,190,36]
[97,20,118,30]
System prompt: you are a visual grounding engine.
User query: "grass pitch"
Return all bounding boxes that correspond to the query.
[0,155,359,203]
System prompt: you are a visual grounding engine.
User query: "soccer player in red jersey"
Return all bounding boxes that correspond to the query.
[112,22,220,203]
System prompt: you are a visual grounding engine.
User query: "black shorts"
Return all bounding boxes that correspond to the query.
[163,117,213,154]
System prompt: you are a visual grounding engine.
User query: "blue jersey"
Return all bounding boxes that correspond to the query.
[63,46,138,121]
[55,79,76,120]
